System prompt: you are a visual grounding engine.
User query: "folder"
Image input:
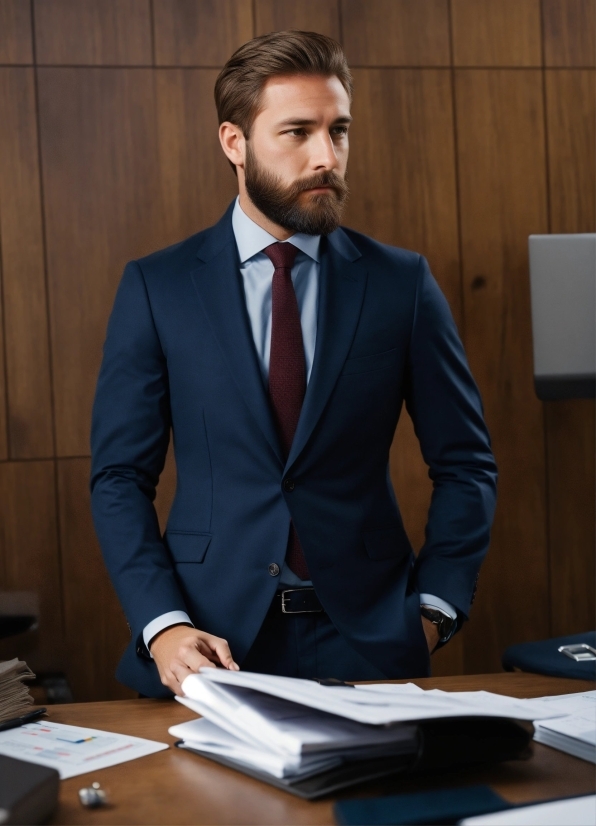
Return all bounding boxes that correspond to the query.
[174,716,533,800]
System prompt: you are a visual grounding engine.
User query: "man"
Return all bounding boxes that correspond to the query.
[91,31,497,698]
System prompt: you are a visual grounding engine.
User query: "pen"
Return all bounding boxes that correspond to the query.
[0,707,47,732]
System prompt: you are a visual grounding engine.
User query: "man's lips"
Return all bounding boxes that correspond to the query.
[303,185,334,193]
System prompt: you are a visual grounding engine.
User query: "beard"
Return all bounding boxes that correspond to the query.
[244,142,349,236]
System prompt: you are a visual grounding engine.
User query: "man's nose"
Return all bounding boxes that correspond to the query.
[309,132,340,171]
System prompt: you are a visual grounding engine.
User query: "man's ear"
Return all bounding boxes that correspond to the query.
[219,122,245,171]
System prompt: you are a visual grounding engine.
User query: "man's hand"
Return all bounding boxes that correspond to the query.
[149,625,240,696]
[421,615,440,654]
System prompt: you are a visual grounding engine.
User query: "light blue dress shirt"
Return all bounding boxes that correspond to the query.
[143,197,455,652]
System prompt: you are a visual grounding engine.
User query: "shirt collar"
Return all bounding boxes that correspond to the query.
[232,196,321,264]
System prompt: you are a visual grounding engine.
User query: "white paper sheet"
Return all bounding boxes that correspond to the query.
[459,794,596,825]
[183,669,558,726]
[176,680,418,756]
[0,719,168,779]
[529,690,596,763]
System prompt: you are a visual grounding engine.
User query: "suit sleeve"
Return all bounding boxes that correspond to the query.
[90,261,188,644]
[404,255,498,620]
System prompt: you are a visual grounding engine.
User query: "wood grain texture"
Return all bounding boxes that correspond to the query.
[57,458,135,701]
[255,0,339,38]
[155,69,239,243]
[542,0,596,67]
[46,674,595,825]
[454,70,549,672]
[544,69,595,637]
[0,0,33,63]
[545,401,595,636]
[38,68,169,456]
[451,0,542,66]
[341,0,450,66]
[153,0,253,66]
[545,70,596,234]
[0,68,53,458]
[33,0,152,65]
[0,461,64,672]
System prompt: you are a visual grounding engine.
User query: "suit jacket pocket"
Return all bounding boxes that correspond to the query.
[165,531,212,563]
[341,347,399,376]
[362,525,412,561]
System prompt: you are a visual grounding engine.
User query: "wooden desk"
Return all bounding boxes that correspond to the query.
[48,673,595,825]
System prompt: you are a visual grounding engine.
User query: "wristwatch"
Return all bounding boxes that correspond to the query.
[420,605,457,645]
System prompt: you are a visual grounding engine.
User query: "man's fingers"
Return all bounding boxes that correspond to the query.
[167,659,196,695]
[205,635,240,671]
[180,645,218,674]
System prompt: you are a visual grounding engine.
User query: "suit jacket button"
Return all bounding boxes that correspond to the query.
[268,563,280,576]
[283,478,295,492]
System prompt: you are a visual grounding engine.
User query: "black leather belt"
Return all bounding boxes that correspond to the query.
[275,587,324,614]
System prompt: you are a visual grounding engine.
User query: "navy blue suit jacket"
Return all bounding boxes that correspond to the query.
[91,201,497,697]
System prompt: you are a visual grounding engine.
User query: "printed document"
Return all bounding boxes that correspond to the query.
[0,719,168,779]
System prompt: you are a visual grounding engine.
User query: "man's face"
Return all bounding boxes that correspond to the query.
[244,74,351,235]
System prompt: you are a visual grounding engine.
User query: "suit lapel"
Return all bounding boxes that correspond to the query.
[286,229,368,470]
[190,206,284,467]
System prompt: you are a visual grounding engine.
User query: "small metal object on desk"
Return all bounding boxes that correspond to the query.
[78,782,109,808]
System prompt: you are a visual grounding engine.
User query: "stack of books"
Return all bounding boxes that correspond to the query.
[169,670,554,798]
[0,659,35,724]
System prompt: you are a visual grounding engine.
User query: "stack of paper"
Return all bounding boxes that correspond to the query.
[0,659,35,723]
[528,691,596,763]
[170,670,556,783]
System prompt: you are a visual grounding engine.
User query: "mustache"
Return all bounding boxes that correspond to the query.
[287,171,349,198]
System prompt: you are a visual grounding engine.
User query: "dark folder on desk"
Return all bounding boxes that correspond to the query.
[175,716,532,800]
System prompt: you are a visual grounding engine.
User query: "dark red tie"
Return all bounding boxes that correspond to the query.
[263,241,310,580]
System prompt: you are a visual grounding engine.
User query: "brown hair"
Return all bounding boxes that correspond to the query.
[214,30,353,169]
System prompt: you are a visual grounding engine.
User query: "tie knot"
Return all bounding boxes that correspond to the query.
[263,241,298,271]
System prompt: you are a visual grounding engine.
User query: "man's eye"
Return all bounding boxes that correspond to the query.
[286,128,306,136]
[331,126,348,136]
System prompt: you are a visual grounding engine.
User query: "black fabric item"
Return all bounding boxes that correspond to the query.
[0,755,59,824]
[334,785,511,825]
[502,632,596,681]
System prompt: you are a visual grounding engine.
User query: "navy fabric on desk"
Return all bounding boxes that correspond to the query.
[502,631,596,681]
[334,785,511,825]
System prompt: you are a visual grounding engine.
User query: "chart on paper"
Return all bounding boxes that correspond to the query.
[0,720,168,779]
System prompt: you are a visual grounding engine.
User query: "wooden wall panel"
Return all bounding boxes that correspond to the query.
[455,70,549,672]
[155,69,238,243]
[0,461,63,672]
[544,67,595,638]
[57,458,135,701]
[33,0,152,65]
[0,68,53,458]
[255,0,339,38]
[451,0,542,66]
[0,0,33,64]
[38,68,168,457]
[542,0,596,67]
[345,69,461,322]
[545,70,596,234]
[341,0,450,66]
[153,0,253,66]
[545,402,595,636]
[0,277,7,460]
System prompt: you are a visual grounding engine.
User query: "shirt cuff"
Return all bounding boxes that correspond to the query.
[143,611,194,658]
[419,593,457,621]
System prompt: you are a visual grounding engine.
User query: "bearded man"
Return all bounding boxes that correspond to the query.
[91,31,497,698]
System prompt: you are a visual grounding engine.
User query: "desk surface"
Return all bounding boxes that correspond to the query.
[47,673,595,825]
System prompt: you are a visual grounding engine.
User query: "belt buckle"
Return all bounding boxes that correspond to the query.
[281,588,320,614]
